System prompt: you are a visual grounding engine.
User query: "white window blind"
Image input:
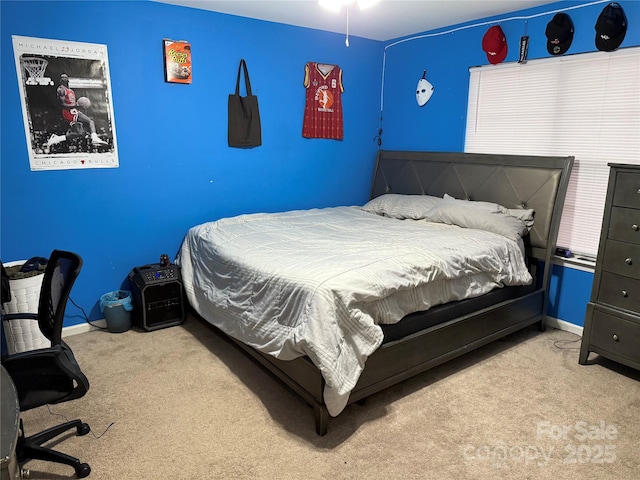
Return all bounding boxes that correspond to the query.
[465,47,640,257]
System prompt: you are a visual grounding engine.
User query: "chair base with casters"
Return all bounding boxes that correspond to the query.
[17,417,91,478]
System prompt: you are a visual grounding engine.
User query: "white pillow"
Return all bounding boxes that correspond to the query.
[426,203,529,243]
[362,194,443,220]
[443,193,534,231]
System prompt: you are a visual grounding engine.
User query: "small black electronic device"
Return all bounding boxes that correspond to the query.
[128,262,185,331]
[555,247,573,258]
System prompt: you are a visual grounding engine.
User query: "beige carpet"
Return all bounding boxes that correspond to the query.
[18,315,640,480]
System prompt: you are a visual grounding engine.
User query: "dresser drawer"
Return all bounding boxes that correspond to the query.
[597,271,640,312]
[590,309,640,363]
[602,240,640,279]
[609,207,640,244]
[612,171,640,209]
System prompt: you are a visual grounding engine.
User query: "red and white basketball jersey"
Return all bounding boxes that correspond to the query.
[302,62,344,140]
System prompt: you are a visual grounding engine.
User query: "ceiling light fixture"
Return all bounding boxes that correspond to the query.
[319,0,379,47]
[319,0,379,13]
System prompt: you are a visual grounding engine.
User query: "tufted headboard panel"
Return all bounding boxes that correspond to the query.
[370,151,574,261]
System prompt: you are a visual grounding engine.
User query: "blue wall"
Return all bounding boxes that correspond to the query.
[2,1,638,328]
[378,0,639,327]
[1,1,382,325]
[548,264,594,327]
[380,0,639,151]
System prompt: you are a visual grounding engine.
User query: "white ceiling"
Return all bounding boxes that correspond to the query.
[154,0,557,41]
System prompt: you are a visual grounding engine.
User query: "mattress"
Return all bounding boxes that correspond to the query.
[380,283,536,343]
[177,205,533,416]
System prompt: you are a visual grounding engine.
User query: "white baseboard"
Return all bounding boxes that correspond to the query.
[62,319,106,337]
[547,316,584,337]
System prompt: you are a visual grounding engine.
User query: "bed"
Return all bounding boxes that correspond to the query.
[177,150,573,435]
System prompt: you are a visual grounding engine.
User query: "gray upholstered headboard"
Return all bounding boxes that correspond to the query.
[370,151,574,261]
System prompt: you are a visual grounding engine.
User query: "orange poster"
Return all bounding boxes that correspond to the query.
[163,39,192,84]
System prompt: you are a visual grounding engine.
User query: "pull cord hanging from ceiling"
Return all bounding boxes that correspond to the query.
[346,3,350,47]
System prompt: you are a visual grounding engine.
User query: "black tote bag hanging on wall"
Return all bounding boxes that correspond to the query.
[228,59,262,148]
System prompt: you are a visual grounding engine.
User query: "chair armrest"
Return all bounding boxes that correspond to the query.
[2,312,38,322]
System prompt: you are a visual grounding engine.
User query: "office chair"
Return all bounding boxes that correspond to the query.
[1,250,91,478]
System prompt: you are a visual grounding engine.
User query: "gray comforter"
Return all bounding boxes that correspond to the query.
[177,206,532,416]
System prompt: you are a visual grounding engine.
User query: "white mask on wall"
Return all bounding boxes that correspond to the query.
[416,72,434,107]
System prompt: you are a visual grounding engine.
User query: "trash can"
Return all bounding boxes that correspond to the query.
[2,260,49,354]
[99,290,133,333]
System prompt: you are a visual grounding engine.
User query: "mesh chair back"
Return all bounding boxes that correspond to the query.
[37,250,83,345]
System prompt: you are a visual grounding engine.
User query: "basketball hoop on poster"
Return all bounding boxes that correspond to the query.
[11,36,119,171]
[21,57,54,86]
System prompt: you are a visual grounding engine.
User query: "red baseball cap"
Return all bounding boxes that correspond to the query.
[482,25,508,64]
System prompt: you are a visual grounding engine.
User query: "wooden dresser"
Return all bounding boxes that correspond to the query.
[580,163,640,370]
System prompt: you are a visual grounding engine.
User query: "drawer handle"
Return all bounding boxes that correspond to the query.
[625,257,633,265]
[622,290,628,297]
[612,334,619,342]
[633,224,640,231]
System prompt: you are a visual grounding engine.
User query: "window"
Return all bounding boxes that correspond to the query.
[465,47,640,256]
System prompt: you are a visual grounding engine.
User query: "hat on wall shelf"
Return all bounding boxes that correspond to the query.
[545,12,574,55]
[482,26,508,64]
[595,2,627,52]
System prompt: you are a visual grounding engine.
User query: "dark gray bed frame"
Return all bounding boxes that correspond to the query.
[227,150,574,435]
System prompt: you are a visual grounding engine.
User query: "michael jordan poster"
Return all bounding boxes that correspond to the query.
[12,36,118,171]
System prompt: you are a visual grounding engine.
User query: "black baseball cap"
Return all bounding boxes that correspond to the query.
[595,2,627,52]
[545,13,574,56]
